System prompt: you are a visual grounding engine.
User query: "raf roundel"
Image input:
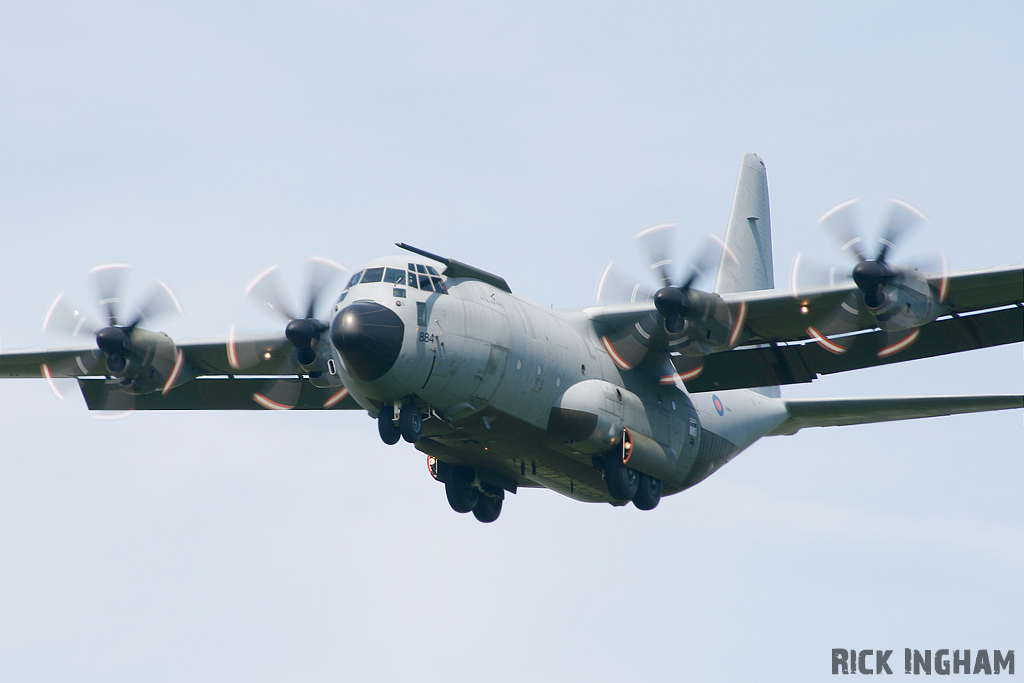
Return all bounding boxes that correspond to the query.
[713,395,724,416]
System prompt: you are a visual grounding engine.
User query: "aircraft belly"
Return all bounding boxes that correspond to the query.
[418,405,615,504]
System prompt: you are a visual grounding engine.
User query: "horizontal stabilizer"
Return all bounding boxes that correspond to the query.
[768,394,1022,436]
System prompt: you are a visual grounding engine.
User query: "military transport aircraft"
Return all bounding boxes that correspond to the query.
[2,154,1021,523]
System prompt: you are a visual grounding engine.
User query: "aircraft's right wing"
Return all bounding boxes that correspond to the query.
[0,331,362,411]
[768,394,1023,436]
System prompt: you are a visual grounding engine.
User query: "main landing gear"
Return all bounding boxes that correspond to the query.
[603,455,662,510]
[431,459,504,523]
[377,402,423,444]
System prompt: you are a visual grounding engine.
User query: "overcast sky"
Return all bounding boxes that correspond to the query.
[1,2,1021,681]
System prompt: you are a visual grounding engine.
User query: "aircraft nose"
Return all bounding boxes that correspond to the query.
[330,301,405,381]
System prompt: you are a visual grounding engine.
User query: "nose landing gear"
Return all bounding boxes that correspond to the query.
[398,403,422,443]
[376,401,424,445]
[377,405,401,445]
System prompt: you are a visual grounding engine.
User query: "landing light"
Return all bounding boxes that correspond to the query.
[800,305,809,314]
[263,351,272,360]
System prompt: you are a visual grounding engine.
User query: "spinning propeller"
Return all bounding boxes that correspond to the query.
[231,256,346,409]
[597,223,742,376]
[42,263,184,407]
[792,198,948,356]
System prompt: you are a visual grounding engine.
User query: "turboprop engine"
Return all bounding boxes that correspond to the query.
[97,327,183,394]
[653,286,744,356]
[41,264,188,403]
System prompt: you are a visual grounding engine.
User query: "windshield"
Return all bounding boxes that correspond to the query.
[343,263,446,295]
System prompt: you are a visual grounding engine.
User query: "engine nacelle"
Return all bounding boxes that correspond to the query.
[115,328,185,394]
[872,266,943,331]
[299,332,337,389]
[669,289,745,356]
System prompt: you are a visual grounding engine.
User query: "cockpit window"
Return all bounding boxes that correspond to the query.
[361,267,385,283]
[344,263,445,294]
[383,268,406,285]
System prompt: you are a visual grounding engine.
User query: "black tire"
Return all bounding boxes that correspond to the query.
[377,405,400,445]
[472,494,502,523]
[445,478,478,513]
[604,455,639,501]
[632,473,662,510]
[399,403,423,443]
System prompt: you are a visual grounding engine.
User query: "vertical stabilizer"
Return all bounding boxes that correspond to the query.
[715,153,780,397]
[715,153,774,294]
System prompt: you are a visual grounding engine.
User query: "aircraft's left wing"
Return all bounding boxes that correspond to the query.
[731,262,1024,343]
[682,303,1022,393]
[586,263,1023,392]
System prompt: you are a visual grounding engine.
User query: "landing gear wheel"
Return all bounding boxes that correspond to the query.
[445,478,479,514]
[472,494,502,523]
[604,455,639,501]
[377,405,400,445]
[633,473,662,510]
[399,404,423,443]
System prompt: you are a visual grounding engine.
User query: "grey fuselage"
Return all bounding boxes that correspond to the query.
[330,255,788,504]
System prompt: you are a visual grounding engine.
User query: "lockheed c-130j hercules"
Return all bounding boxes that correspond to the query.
[2,154,1022,523]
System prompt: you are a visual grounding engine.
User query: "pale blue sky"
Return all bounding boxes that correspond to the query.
[1,2,1021,681]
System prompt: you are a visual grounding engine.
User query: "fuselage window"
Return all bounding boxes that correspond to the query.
[426,265,440,276]
[416,264,427,274]
[418,274,433,290]
[383,268,406,285]
[362,267,385,283]
[407,271,419,288]
[346,271,363,289]
[431,277,447,294]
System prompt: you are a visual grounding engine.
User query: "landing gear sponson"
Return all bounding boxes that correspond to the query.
[428,457,505,523]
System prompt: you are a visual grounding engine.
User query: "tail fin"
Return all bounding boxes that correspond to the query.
[715,153,774,294]
[715,153,779,398]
